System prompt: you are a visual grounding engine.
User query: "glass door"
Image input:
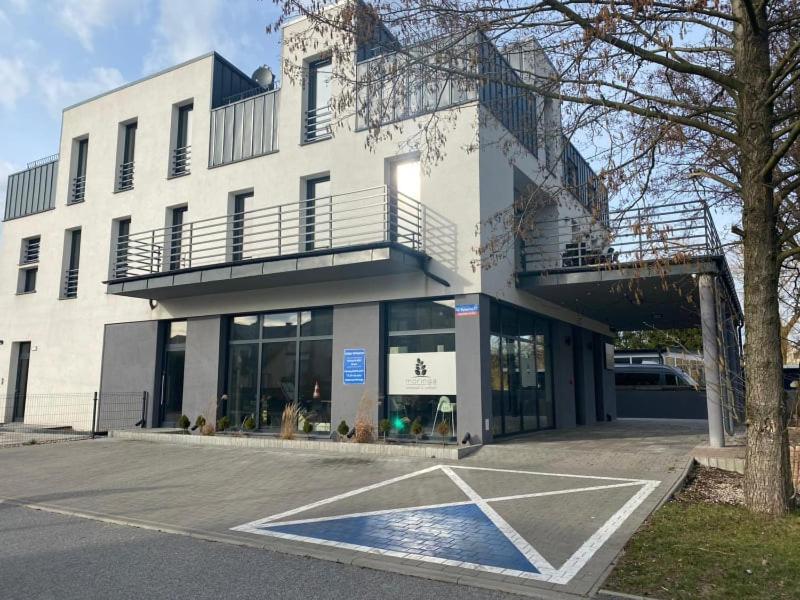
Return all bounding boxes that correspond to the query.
[160,321,186,427]
[12,342,30,422]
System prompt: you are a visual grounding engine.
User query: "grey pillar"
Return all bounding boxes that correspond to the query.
[454,294,492,444]
[552,321,576,428]
[699,274,725,447]
[183,316,224,427]
[331,303,381,431]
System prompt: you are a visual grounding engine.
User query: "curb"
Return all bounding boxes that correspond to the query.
[597,589,665,600]
[110,429,482,460]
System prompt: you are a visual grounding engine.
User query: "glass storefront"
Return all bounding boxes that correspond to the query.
[490,302,553,436]
[386,299,457,441]
[226,309,332,433]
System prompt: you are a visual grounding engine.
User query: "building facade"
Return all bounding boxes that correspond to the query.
[0,14,617,444]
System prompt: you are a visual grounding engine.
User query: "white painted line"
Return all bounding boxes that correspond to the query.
[441,466,557,577]
[450,464,653,484]
[246,528,555,583]
[231,464,444,531]
[485,481,645,503]
[550,480,661,585]
[256,500,475,528]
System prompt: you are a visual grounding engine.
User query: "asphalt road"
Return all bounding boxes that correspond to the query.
[0,503,524,600]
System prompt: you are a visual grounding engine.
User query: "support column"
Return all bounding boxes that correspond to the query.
[454,294,492,444]
[699,274,725,448]
[183,316,225,426]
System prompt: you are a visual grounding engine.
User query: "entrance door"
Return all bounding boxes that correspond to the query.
[160,321,186,426]
[12,342,31,422]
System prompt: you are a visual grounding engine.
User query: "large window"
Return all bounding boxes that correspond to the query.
[17,236,39,294]
[305,58,332,142]
[386,299,456,441]
[490,302,553,436]
[226,309,333,433]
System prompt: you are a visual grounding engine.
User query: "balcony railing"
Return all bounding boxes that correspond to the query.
[71,175,86,204]
[117,161,135,191]
[110,186,424,280]
[305,105,332,142]
[22,239,40,264]
[63,268,79,298]
[172,145,191,176]
[519,200,724,274]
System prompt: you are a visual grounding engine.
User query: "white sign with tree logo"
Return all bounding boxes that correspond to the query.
[387,352,457,395]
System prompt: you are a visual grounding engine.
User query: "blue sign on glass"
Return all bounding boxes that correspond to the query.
[455,303,480,317]
[343,348,367,385]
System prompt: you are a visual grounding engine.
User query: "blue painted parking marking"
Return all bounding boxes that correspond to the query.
[266,504,539,573]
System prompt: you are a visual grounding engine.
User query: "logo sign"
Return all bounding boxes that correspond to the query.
[455,303,480,317]
[343,348,367,385]
[388,352,456,395]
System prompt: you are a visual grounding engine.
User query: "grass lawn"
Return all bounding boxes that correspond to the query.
[605,469,800,600]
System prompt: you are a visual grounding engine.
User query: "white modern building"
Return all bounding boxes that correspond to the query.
[0,10,740,444]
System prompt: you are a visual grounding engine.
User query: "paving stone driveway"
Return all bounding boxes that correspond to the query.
[0,419,705,599]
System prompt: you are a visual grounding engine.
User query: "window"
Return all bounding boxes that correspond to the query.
[386,299,457,440]
[63,229,81,298]
[615,371,661,387]
[231,192,252,262]
[172,103,193,176]
[70,138,88,204]
[304,176,330,251]
[117,121,137,191]
[305,58,332,142]
[17,236,39,294]
[113,218,131,278]
[226,309,333,433]
[169,206,188,270]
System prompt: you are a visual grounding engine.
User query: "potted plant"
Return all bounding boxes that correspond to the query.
[379,418,391,442]
[436,420,450,444]
[217,415,230,432]
[337,420,349,441]
[178,414,190,433]
[302,418,314,439]
[242,415,256,433]
[410,417,423,442]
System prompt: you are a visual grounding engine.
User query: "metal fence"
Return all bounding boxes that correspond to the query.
[520,199,723,273]
[110,186,424,280]
[0,391,147,448]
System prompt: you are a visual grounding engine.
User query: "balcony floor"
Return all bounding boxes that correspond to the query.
[106,243,427,300]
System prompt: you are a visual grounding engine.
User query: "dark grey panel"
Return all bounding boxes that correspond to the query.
[616,389,708,419]
[209,89,279,168]
[3,159,58,221]
[183,316,224,425]
[454,293,493,444]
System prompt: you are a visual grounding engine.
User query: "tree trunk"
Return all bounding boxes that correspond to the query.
[733,0,794,515]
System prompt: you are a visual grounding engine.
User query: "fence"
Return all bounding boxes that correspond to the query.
[0,391,147,448]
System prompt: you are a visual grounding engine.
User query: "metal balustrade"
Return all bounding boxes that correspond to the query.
[22,238,40,264]
[519,200,724,274]
[117,161,135,191]
[63,268,79,298]
[172,145,191,176]
[305,105,332,142]
[71,175,86,204]
[26,153,59,169]
[111,186,424,280]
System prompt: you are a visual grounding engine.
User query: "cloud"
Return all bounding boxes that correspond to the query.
[7,0,29,13]
[143,0,237,73]
[55,0,145,51]
[37,65,126,115]
[0,56,29,109]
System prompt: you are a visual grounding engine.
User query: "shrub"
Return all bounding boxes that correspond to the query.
[410,418,424,439]
[436,420,450,440]
[337,420,350,438]
[280,401,301,440]
[217,416,230,431]
[194,415,206,432]
[178,415,190,431]
[353,393,377,443]
[379,418,391,440]
[242,415,256,431]
[201,423,215,436]
[302,418,314,436]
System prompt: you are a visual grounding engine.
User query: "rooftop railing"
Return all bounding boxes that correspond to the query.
[110,186,425,280]
[519,199,724,274]
[26,153,59,169]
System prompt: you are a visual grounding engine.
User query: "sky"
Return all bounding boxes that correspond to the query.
[0,0,283,217]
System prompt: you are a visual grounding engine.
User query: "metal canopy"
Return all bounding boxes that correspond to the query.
[517,258,735,331]
[106,244,427,301]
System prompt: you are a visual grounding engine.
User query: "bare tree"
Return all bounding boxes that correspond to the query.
[272,0,800,514]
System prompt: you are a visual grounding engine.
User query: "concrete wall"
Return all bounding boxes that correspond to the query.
[551,321,576,429]
[331,303,382,432]
[182,316,224,427]
[455,293,493,444]
[99,320,161,428]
